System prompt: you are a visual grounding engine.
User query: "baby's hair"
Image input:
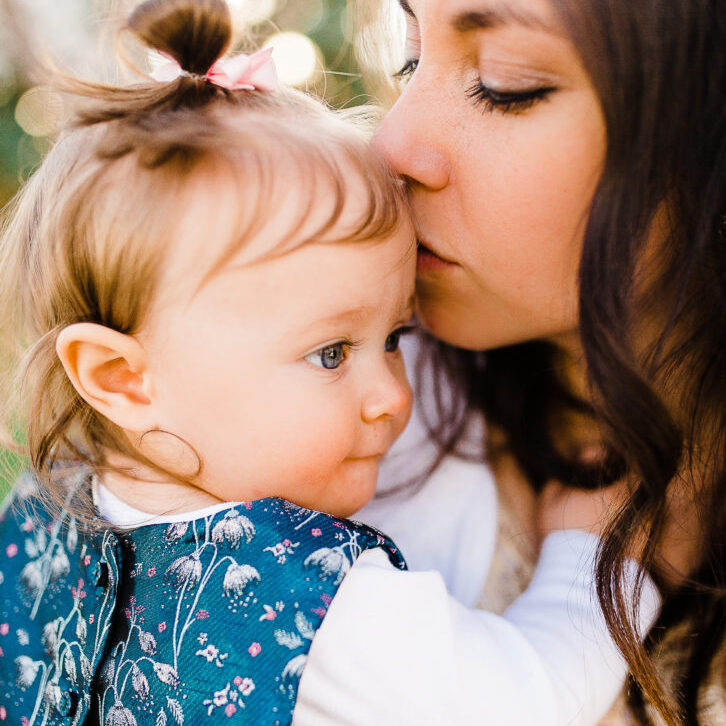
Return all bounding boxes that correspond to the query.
[0,0,405,519]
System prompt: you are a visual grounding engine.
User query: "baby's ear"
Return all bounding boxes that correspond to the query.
[55,323,154,432]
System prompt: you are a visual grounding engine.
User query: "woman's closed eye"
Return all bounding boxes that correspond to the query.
[395,59,555,115]
[466,80,556,114]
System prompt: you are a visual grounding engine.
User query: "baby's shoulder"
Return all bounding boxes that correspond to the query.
[0,489,404,725]
[106,498,405,722]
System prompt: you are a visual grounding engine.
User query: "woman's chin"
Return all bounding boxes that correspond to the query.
[415,293,564,351]
[415,299,485,349]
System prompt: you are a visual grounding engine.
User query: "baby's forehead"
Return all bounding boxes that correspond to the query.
[170,142,409,279]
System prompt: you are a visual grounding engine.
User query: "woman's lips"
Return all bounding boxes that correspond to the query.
[416,240,457,273]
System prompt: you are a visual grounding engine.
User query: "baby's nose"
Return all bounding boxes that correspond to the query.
[361,365,412,424]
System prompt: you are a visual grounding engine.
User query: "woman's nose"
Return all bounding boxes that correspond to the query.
[373,85,451,191]
[361,363,413,425]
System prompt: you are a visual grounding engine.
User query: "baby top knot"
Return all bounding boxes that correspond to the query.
[151,47,279,91]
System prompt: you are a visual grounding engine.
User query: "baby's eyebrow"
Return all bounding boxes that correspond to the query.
[299,306,374,335]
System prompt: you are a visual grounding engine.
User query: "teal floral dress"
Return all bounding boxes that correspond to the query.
[0,469,406,725]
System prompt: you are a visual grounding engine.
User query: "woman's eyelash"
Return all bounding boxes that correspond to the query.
[393,59,419,80]
[465,81,555,114]
[394,61,554,114]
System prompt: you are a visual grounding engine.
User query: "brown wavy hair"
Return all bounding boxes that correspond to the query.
[0,0,404,520]
[352,0,726,724]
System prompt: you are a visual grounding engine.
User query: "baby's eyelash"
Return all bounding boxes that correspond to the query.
[396,325,417,338]
[385,324,417,353]
[465,81,555,114]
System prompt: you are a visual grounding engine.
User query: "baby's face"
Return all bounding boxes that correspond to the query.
[140,173,416,517]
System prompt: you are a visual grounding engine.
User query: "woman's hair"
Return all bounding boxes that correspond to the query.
[352,1,726,724]
[0,0,404,519]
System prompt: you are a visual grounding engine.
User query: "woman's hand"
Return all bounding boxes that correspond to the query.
[537,480,701,587]
[536,479,630,540]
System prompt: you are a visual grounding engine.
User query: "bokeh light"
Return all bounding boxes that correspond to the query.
[14,86,64,137]
[264,32,319,87]
[226,0,277,26]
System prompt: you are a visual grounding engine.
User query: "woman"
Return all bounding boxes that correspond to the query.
[354,0,726,723]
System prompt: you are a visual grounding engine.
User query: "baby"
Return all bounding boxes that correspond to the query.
[0,1,660,724]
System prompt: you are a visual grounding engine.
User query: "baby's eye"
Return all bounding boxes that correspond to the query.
[384,326,414,353]
[305,343,348,370]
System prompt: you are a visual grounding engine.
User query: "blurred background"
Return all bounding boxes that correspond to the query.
[0,0,402,497]
[0,0,384,207]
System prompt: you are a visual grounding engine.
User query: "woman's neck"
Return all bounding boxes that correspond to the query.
[547,331,608,460]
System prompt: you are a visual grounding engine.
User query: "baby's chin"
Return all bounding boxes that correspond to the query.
[302,456,381,520]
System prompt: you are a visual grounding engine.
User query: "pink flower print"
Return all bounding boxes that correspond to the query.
[248,642,261,657]
[21,519,33,532]
[311,528,322,537]
[225,704,236,717]
[21,717,29,726]
[5,544,17,558]
[242,502,253,510]
[196,644,227,666]
[234,676,243,686]
[269,543,285,557]
[88,614,94,625]
[321,593,332,607]
[195,609,209,620]
[212,689,228,707]
[84,555,91,566]
[259,605,277,622]
[0,705,6,719]
[332,521,346,529]
[237,677,255,696]
[312,607,326,617]
[282,539,292,547]
[0,623,8,635]
[158,622,167,633]
[147,567,156,577]
[72,579,86,599]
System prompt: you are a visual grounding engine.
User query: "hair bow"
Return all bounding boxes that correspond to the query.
[151,47,279,91]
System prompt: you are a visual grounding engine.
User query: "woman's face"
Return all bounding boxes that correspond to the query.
[375,0,606,350]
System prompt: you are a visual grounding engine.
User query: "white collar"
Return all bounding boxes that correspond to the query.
[91,475,243,528]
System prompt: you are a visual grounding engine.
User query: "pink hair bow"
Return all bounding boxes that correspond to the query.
[151,47,279,92]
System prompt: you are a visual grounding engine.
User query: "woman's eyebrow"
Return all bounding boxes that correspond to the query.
[397,0,557,35]
[452,8,555,33]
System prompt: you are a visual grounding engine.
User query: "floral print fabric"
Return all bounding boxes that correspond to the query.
[0,471,405,725]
